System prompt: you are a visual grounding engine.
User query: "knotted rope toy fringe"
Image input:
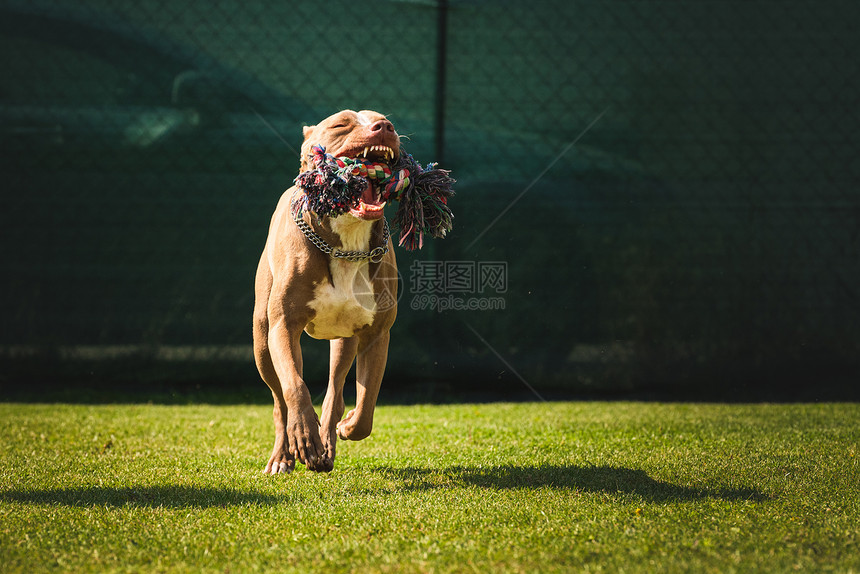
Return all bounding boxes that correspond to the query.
[293,145,454,251]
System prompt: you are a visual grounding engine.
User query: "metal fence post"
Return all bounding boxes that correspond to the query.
[434,0,449,165]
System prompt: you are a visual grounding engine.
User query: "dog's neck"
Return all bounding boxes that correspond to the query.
[327,213,375,252]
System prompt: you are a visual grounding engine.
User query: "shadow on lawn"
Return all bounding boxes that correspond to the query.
[1,466,767,507]
[378,465,767,503]
[0,485,282,508]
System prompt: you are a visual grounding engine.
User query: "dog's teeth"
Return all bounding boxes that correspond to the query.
[360,145,393,160]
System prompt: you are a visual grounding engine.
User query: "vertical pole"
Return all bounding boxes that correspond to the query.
[429,0,449,388]
[434,0,449,165]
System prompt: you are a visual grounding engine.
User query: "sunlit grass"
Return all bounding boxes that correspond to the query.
[1,402,857,573]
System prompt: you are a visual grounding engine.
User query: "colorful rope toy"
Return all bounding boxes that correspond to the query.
[293,144,455,251]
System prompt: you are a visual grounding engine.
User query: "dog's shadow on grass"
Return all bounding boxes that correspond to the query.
[0,485,282,509]
[1,466,767,508]
[377,465,768,503]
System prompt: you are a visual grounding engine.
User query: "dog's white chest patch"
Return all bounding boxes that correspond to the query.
[305,216,377,340]
[306,260,376,339]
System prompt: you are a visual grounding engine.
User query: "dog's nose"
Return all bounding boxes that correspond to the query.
[369,119,395,133]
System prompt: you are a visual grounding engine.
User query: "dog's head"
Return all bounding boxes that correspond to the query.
[299,110,401,221]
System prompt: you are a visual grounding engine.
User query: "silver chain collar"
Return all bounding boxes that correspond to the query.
[294,210,390,263]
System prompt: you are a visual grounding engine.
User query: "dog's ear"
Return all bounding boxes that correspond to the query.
[299,125,316,172]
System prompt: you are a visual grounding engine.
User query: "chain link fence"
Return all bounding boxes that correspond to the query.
[1,0,858,397]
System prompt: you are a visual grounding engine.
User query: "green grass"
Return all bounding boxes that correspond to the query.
[1,402,858,573]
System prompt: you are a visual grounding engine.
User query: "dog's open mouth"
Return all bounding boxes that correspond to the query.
[341,145,396,220]
[338,144,397,163]
[349,183,386,220]
[357,145,396,162]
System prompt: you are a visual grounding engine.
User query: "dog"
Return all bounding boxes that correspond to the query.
[253,110,400,474]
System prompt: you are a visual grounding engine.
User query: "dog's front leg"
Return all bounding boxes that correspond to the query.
[267,318,326,470]
[318,337,360,470]
[337,330,390,441]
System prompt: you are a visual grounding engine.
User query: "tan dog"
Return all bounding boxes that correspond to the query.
[253,110,399,473]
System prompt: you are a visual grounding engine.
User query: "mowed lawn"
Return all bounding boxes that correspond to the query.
[1,401,857,573]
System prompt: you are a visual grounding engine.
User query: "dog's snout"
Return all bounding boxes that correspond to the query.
[370,119,395,134]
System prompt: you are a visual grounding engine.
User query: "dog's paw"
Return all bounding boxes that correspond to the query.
[263,460,293,475]
[307,456,334,473]
[286,406,327,469]
[263,435,296,475]
[263,453,295,475]
[336,409,372,441]
[315,434,338,473]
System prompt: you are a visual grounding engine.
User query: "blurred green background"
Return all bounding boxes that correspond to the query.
[1,1,858,401]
